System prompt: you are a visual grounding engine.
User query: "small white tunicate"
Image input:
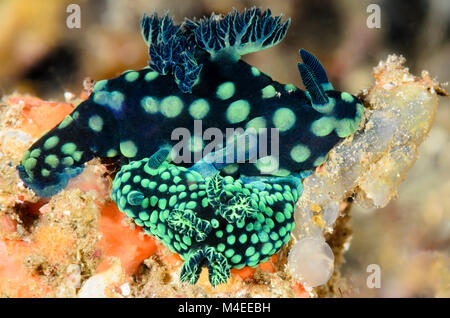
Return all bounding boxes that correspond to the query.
[322,202,340,227]
[293,207,323,239]
[287,237,334,287]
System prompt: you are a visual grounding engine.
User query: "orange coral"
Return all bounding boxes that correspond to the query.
[258,255,276,273]
[0,239,53,297]
[9,96,74,138]
[96,202,157,275]
[293,282,309,298]
[33,225,76,264]
[231,266,256,281]
[0,214,17,235]
[163,252,183,267]
[231,254,278,281]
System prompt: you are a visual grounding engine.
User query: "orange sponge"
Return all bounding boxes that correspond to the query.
[96,202,157,275]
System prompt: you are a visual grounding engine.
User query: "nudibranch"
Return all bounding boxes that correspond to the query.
[18,7,364,198]
[111,148,301,286]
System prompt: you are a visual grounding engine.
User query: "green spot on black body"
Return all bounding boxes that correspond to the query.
[106,149,118,157]
[313,155,327,167]
[258,232,269,242]
[250,66,261,76]
[141,198,149,209]
[341,92,354,103]
[284,84,297,92]
[23,158,37,172]
[238,234,247,244]
[125,71,139,82]
[150,196,158,207]
[30,149,41,158]
[72,151,83,162]
[62,156,74,166]
[311,117,335,137]
[226,100,250,124]
[58,116,73,129]
[133,175,141,183]
[44,155,59,169]
[261,85,277,98]
[245,117,266,130]
[161,171,171,180]
[245,246,255,257]
[224,249,235,258]
[272,108,296,132]
[211,219,219,228]
[216,82,236,100]
[227,235,236,245]
[290,144,311,163]
[122,184,131,195]
[158,198,167,210]
[43,136,59,150]
[61,143,76,155]
[186,201,197,209]
[160,96,183,118]
[169,195,177,207]
[261,243,273,254]
[93,79,107,92]
[41,168,50,177]
[158,184,168,192]
[141,96,159,114]
[139,211,150,221]
[231,255,242,264]
[189,99,210,119]
[88,115,104,132]
[144,71,159,81]
[120,140,138,158]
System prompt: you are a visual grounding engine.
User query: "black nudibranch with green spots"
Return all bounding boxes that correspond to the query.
[111,148,301,286]
[17,7,364,198]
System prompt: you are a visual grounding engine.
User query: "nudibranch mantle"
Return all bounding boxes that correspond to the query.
[18,7,364,199]
[111,149,301,286]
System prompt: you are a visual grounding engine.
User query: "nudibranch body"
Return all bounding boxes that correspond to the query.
[111,149,301,286]
[18,7,364,198]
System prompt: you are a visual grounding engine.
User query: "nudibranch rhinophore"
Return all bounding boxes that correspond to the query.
[17,7,364,198]
[111,148,301,286]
